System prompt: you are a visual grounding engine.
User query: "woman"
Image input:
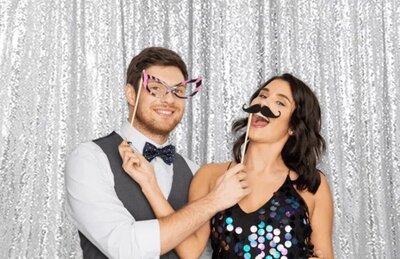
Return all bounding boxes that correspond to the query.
[120,73,334,259]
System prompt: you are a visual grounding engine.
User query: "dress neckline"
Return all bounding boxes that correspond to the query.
[236,173,291,215]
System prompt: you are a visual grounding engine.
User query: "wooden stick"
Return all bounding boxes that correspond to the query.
[130,77,143,127]
[241,113,253,164]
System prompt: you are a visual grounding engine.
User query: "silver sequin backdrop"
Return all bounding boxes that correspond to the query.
[1,0,399,258]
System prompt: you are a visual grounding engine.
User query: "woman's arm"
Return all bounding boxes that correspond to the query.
[141,164,215,258]
[118,141,249,257]
[310,173,334,259]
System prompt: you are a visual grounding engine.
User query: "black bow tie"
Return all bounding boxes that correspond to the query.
[142,142,175,165]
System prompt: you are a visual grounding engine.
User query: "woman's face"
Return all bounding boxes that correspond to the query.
[248,79,296,144]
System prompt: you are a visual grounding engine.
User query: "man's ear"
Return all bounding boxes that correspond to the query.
[125,84,136,106]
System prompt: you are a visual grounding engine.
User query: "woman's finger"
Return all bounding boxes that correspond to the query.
[240,179,250,188]
[125,153,140,167]
[118,143,131,157]
[225,163,246,177]
[236,172,247,181]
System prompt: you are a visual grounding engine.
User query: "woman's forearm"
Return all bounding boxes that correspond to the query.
[141,182,209,258]
[142,181,175,217]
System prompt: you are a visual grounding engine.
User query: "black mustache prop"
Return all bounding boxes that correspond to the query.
[242,104,281,118]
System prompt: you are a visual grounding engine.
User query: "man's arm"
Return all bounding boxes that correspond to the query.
[148,165,247,255]
[119,141,250,256]
[65,142,160,258]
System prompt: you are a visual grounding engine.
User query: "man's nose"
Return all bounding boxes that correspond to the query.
[161,90,176,104]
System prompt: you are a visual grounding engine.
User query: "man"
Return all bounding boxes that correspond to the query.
[65,47,249,258]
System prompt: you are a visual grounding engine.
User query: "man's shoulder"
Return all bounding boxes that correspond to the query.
[66,140,113,181]
[69,141,102,157]
[70,131,122,156]
[93,131,122,145]
[67,131,121,165]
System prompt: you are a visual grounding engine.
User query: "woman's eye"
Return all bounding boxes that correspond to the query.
[258,94,267,99]
[276,101,285,106]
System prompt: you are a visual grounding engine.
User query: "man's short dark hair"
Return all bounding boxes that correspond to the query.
[126,47,188,92]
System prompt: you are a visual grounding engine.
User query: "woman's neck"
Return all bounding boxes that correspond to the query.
[244,141,287,175]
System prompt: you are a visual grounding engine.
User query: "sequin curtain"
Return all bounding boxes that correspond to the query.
[1,0,399,258]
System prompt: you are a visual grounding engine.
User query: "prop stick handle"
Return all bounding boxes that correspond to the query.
[240,113,252,164]
[130,77,143,127]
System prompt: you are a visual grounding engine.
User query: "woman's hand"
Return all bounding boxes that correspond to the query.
[208,163,251,211]
[118,140,157,189]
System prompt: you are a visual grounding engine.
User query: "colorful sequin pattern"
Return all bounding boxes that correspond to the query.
[210,176,314,259]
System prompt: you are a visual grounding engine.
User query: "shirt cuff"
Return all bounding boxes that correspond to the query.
[134,219,160,258]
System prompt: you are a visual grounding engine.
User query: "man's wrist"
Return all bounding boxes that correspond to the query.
[203,191,222,213]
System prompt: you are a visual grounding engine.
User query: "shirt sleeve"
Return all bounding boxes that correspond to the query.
[64,142,160,259]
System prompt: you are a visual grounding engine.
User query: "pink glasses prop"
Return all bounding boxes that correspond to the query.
[142,70,203,99]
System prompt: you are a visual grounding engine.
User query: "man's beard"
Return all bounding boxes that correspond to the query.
[134,109,181,136]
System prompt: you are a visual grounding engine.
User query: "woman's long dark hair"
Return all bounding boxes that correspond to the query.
[232,73,326,193]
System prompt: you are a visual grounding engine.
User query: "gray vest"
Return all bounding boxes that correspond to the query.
[79,131,193,259]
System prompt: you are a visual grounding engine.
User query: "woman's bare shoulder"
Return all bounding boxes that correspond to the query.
[189,161,233,200]
[289,170,329,194]
[291,170,332,217]
[314,172,333,200]
[196,162,232,176]
[192,162,233,187]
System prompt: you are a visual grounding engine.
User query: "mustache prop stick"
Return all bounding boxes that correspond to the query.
[241,112,253,164]
[240,104,282,163]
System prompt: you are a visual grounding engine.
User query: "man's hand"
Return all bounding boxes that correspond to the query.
[118,140,157,189]
[207,163,251,212]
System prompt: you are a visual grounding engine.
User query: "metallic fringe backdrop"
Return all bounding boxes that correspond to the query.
[1,0,399,258]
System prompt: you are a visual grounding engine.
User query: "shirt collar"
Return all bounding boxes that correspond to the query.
[119,120,170,153]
